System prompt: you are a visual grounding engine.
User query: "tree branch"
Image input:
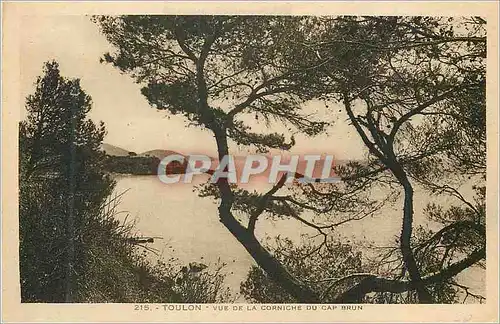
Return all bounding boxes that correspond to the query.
[247,174,288,233]
[389,86,465,141]
[332,246,485,303]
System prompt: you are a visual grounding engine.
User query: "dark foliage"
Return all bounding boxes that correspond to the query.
[19,61,231,303]
[103,155,161,175]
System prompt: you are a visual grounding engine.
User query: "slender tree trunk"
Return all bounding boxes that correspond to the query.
[212,126,320,303]
[219,208,320,302]
[396,171,434,303]
[193,49,319,302]
[343,94,432,303]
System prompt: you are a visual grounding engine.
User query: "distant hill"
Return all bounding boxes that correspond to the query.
[101,143,130,157]
[101,145,353,177]
[101,145,215,175]
[139,149,186,160]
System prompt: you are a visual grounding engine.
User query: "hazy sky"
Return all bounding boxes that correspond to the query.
[20,15,366,160]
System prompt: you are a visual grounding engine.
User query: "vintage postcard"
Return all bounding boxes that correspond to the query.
[1,1,499,323]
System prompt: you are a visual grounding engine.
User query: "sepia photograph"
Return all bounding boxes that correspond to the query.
[1,1,499,323]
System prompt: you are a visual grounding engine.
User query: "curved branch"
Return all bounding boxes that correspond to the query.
[333,246,485,303]
[389,86,465,141]
[248,174,288,233]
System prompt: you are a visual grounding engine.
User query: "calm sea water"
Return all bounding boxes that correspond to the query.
[113,175,485,300]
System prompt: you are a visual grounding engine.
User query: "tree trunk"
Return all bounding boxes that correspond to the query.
[193,49,319,302]
[219,208,320,302]
[397,172,434,303]
[212,126,320,303]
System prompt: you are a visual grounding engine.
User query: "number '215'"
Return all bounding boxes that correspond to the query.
[134,304,150,311]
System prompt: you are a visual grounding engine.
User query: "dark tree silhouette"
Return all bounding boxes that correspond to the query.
[19,61,233,303]
[272,16,486,303]
[94,15,329,302]
[94,16,487,304]
[19,61,113,302]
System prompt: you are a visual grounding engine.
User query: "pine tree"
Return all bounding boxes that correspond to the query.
[19,61,114,302]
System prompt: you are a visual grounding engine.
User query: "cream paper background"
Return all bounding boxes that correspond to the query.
[2,1,499,322]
